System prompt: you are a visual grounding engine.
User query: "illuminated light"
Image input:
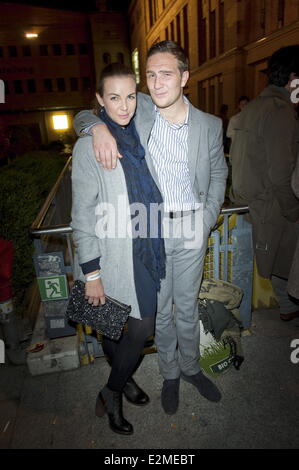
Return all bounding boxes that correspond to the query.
[52,115,69,130]
[25,33,38,38]
[132,49,140,85]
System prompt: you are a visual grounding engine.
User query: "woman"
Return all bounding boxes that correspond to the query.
[71,63,165,435]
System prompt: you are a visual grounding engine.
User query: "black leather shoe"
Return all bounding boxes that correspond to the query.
[95,386,133,435]
[161,378,180,415]
[123,377,150,406]
[181,371,221,402]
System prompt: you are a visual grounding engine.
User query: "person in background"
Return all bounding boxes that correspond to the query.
[71,63,165,435]
[226,96,249,148]
[230,46,299,322]
[218,104,230,154]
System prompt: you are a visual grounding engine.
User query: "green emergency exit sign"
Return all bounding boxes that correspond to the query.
[37,275,69,301]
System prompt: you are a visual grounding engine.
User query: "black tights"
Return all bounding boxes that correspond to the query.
[102,316,155,392]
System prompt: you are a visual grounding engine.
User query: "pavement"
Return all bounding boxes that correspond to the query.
[0,308,299,450]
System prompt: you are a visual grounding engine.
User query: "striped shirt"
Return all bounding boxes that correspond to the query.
[148,103,197,212]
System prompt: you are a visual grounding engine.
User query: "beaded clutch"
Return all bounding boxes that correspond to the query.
[66,280,131,341]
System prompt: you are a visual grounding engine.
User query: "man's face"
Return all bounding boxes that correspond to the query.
[146,52,189,110]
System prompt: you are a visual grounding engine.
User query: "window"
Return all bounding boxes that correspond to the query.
[198,81,206,111]
[165,28,169,40]
[198,0,207,65]
[170,21,175,40]
[219,1,224,54]
[44,78,53,92]
[70,77,78,91]
[103,52,111,64]
[27,79,36,93]
[260,0,266,33]
[79,43,88,55]
[117,52,124,64]
[278,0,285,27]
[209,84,215,113]
[183,5,189,54]
[148,0,155,27]
[53,44,62,56]
[209,10,216,59]
[176,14,181,45]
[23,45,31,57]
[82,77,91,90]
[40,45,48,56]
[132,48,140,85]
[57,78,66,92]
[14,80,23,94]
[9,46,18,57]
[66,44,75,55]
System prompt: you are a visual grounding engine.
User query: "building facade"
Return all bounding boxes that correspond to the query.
[128,0,299,115]
[0,2,130,145]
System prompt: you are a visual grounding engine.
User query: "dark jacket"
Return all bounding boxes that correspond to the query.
[230,85,299,279]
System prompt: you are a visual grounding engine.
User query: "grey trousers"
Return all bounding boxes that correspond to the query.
[155,214,208,380]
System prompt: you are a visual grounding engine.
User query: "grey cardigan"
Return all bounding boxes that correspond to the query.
[71,136,141,319]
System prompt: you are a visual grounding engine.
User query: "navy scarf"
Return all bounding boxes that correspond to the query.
[100,108,165,290]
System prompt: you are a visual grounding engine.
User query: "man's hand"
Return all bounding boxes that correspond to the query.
[92,123,122,169]
[85,278,106,306]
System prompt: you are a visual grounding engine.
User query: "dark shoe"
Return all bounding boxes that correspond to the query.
[123,377,150,406]
[280,310,299,322]
[181,371,222,402]
[95,386,133,435]
[161,378,180,415]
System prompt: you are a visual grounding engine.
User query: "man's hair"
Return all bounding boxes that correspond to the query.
[238,96,249,104]
[96,62,135,97]
[267,45,299,87]
[147,40,189,74]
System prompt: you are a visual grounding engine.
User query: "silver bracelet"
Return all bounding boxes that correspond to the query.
[85,271,101,282]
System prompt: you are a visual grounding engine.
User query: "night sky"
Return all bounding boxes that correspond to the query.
[1,0,131,12]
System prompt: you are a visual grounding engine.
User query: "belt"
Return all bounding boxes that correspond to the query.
[166,209,196,219]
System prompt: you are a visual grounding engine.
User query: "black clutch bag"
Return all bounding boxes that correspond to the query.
[65,280,131,341]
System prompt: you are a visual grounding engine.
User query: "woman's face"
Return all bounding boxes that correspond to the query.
[96,76,137,126]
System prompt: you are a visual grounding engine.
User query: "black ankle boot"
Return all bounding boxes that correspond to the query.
[123,377,150,406]
[95,386,133,435]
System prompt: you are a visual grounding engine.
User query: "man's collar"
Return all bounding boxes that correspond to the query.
[154,97,189,128]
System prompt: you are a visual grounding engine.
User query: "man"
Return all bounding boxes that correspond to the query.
[230,45,299,322]
[226,96,249,148]
[74,41,228,414]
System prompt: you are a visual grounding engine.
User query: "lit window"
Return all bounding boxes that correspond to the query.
[132,49,140,85]
[52,115,69,130]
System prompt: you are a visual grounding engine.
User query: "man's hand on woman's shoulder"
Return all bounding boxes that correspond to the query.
[92,123,123,170]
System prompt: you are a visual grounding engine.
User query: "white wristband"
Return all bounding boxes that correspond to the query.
[85,271,101,282]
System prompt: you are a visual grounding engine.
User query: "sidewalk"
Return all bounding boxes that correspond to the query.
[0,308,299,449]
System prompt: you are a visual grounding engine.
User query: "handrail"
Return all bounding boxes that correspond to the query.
[30,156,72,231]
[30,154,249,238]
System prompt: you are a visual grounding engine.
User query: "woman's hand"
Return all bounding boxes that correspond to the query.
[85,278,106,306]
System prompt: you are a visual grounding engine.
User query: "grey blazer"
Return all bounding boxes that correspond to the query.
[71,137,141,319]
[74,93,228,233]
